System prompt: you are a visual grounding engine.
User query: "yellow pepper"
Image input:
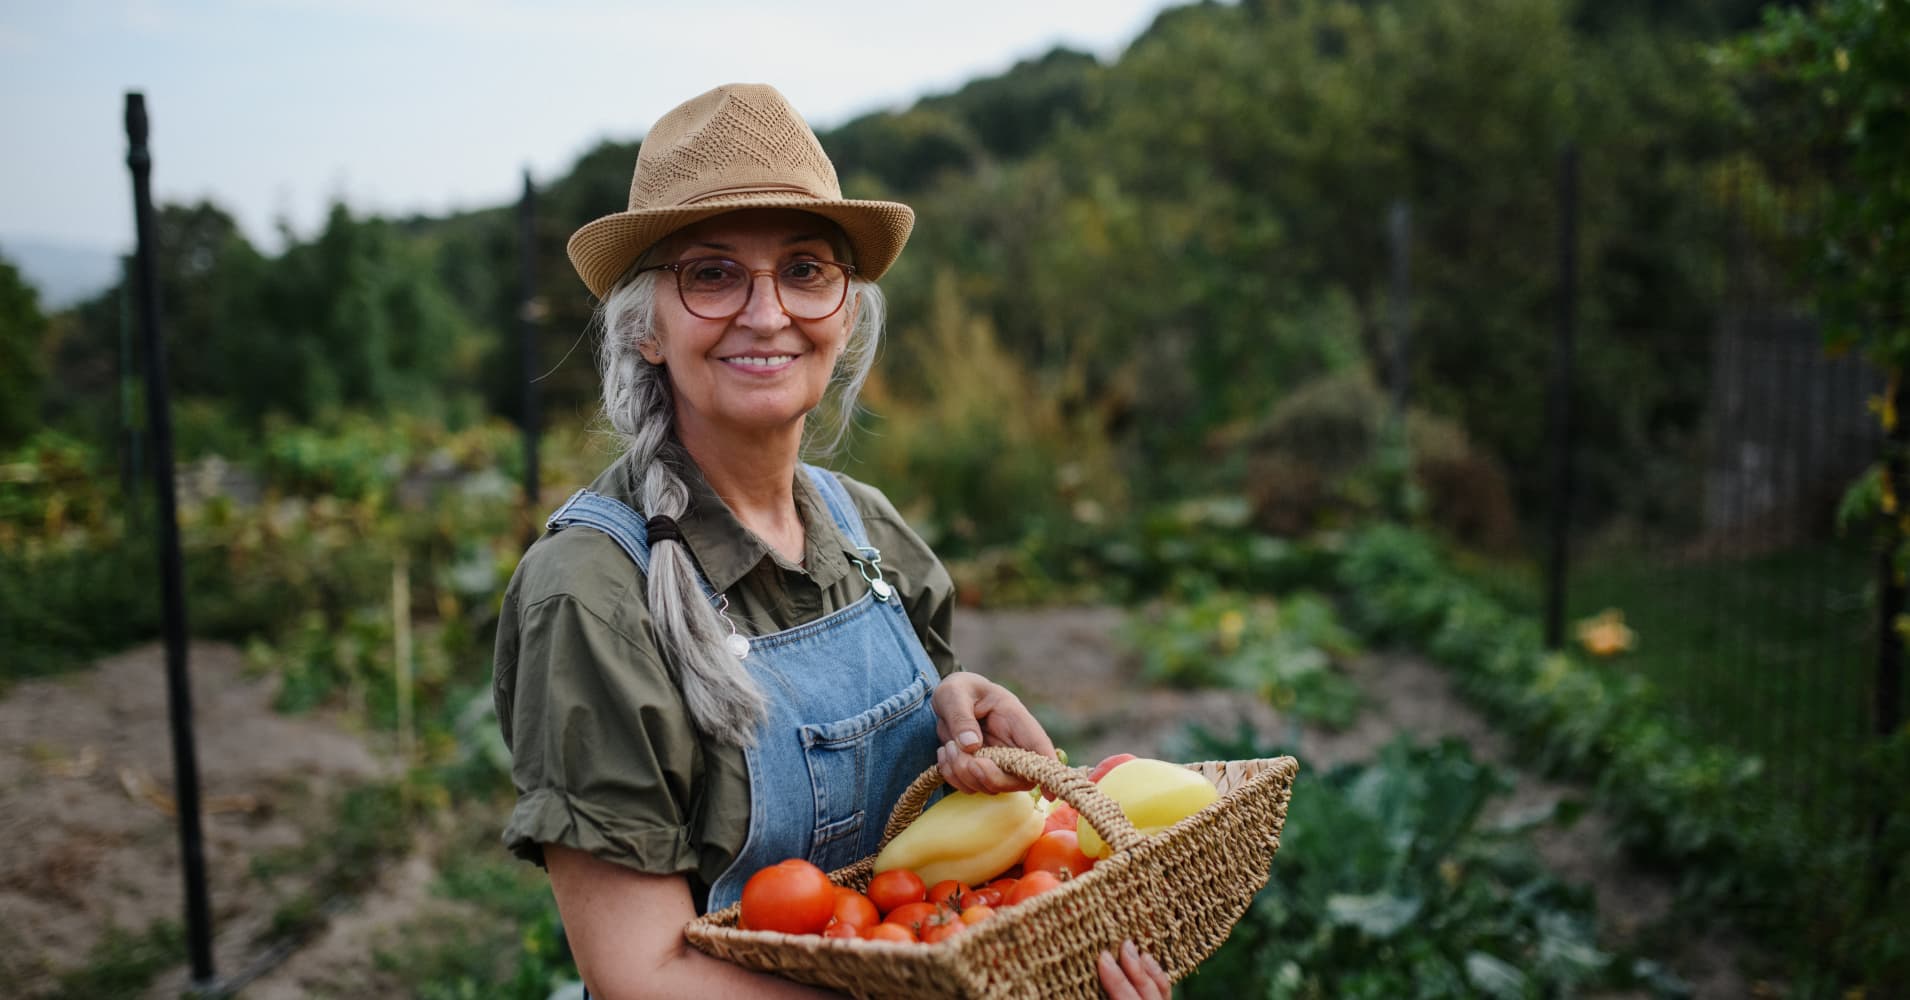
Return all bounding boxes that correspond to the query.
[1077,758,1219,858]
[873,788,1044,886]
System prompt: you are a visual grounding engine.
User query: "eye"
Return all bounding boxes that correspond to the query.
[781,260,832,287]
[683,259,743,290]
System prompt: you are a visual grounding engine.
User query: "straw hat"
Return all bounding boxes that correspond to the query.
[566,83,915,300]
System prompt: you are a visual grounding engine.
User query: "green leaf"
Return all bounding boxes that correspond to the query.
[1324,892,1423,938]
[1463,952,1528,1000]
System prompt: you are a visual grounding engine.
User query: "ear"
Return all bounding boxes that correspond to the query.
[638,336,665,365]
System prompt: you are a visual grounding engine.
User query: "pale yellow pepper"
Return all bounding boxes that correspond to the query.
[1077,758,1219,858]
[873,789,1044,886]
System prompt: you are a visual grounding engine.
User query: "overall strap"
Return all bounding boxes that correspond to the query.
[544,489,720,602]
[802,465,897,603]
[801,465,874,551]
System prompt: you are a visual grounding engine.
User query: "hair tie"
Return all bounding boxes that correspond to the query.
[645,515,683,546]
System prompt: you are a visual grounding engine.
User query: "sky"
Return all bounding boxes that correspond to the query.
[0,0,1188,257]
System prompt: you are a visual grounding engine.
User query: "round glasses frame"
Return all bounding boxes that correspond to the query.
[636,257,857,322]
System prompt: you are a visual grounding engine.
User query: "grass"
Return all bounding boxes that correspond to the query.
[43,920,184,1000]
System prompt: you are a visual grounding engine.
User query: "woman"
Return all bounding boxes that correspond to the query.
[493,83,1170,999]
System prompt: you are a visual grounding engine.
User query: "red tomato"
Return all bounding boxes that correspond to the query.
[955,887,989,910]
[863,922,917,943]
[926,879,968,909]
[1088,753,1138,783]
[739,859,836,934]
[821,920,861,939]
[971,886,1006,907]
[920,907,966,944]
[884,900,942,935]
[1005,870,1062,906]
[1043,802,1081,835]
[959,904,996,926]
[866,869,927,915]
[831,887,881,931]
[1022,829,1096,881]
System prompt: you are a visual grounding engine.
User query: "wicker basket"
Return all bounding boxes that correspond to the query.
[685,746,1299,999]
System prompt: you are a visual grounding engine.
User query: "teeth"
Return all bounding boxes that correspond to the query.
[728,355,794,367]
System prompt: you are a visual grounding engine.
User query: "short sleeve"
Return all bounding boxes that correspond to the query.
[492,533,704,875]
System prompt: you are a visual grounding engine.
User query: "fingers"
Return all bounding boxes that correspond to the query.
[937,739,1034,794]
[932,673,1061,794]
[931,675,987,752]
[932,673,1056,758]
[1098,940,1170,1000]
[976,684,1055,760]
[1097,950,1140,1000]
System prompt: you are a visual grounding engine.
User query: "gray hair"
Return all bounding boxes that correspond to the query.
[593,259,887,746]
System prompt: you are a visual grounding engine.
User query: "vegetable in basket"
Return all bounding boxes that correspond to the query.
[1077,758,1220,858]
[874,787,1045,886]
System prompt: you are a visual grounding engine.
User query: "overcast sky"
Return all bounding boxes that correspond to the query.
[1,0,1188,255]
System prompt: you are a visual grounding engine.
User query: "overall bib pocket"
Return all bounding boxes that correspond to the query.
[800,673,938,871]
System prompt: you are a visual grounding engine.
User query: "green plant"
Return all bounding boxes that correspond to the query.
[1183,728,1680,999]
[371,828,579,1000]
[1124,590,1363,726]
[1335,523,1908,990]
[41,920,185,1000]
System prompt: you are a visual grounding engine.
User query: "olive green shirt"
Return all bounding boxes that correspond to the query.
[492,445,960,908]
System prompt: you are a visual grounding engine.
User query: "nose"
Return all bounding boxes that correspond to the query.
[735,270,791,330]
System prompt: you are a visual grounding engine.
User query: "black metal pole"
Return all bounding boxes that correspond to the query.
[1543,144,1579,650]
[518,169,540,511]
[125,91,215,986]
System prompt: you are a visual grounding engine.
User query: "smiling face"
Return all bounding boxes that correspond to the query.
[640,209,856,454]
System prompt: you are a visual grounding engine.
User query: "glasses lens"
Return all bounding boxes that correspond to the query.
[778,260,848,320]
[678,259,748,318]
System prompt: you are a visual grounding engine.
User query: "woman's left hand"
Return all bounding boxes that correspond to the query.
[930,672,1056,794]
[1098,940,1173,1000]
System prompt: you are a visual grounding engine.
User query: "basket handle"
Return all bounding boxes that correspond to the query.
[877,745,1147,857]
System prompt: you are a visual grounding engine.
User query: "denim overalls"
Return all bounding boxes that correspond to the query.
[544,465,943,915]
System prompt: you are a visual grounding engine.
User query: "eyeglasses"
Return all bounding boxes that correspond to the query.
[637,257,856,321]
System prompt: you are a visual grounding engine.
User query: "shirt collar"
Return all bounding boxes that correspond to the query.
[630,443,854,595]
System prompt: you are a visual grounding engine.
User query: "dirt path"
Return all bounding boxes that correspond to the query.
[0,641,391,998]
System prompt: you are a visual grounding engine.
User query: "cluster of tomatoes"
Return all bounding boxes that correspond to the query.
[737,800,1103,944]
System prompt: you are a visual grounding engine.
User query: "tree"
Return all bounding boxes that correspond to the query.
[0,253,46,447]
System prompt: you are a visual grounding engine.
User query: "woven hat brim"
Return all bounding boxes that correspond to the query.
[567,196,916,300]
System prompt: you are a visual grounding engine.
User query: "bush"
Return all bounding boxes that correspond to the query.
[1241,371,1517,548]
[1124,590,1363,726]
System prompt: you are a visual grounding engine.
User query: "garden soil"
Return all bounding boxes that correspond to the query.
[0,641,390,998]
[4,612,1749,998]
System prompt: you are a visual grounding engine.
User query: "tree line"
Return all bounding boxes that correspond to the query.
[5,0,1845,547]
